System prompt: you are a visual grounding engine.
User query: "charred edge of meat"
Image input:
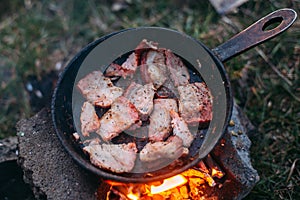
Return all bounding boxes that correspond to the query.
[155,85,178,99]
[104,63,125,77]
[104,52,138,79]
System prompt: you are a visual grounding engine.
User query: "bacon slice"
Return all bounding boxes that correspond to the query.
[83,142,137,173]
[165,49,190,87]
[148,99,178,142]
[96,96,139,141]
[170,110,194,147]
[80,101,100,137]
[77,71,123,107]
[178,82,212,125]
[123,82,155,120]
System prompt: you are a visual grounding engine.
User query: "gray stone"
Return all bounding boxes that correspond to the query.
[17,108,100,200]
[0,137,35,199]
[211,103,260,199]
[0,136,18,163]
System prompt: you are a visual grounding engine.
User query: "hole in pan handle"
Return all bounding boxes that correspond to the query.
[212,8,297,62]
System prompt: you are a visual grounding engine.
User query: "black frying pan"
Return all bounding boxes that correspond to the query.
[51,9,297,183]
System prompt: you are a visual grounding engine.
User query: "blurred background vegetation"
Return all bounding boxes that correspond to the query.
[0,0,299,199]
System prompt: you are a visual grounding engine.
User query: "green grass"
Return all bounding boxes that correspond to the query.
[0,0,299,199]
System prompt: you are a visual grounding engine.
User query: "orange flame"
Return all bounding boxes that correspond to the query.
[127,192,139,200]
[150,174,188,194]
[211,168,224,179]
[105,180,125,186]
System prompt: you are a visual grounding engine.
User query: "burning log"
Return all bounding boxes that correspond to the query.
[196,160,210,174]
[106,161,222,199]
[150,175,187,194]
[182,169,216,187]
[204,154,225,179]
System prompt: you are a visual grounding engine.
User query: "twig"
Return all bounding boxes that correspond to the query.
[255,47,293,86]
[282,84,300,102]
[221,16,240,33]
[286,158,299,183]
[87,0,108,32]
[0,14,18,31]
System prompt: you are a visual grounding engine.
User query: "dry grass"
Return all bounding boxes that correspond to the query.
[0,0,299,199]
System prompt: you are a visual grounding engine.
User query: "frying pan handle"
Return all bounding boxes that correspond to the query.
[212,8,297,62]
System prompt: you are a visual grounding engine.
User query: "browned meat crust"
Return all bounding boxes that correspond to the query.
[123,82,155,120]
[77,71,123,107]
[104,63,126,77]
[148,99,178,141]
[96,96,139,141]
[83,142,137,173]
[178,82,212,124]
[104,52,138,78]
[80,101,100,137]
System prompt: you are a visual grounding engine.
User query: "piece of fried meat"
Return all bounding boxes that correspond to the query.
[83,142,137,173]
[178,82,212,125]
[96,96,139,141]
[77,71,123,107]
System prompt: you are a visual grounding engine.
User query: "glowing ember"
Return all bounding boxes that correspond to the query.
[127,192,139,200]
[105,180,124,186]
[182,168,216,187]
[150,174,188,194]
[211,168,225,179]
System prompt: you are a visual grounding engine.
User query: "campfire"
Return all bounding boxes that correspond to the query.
[15,103,260,199]
[103,154,225,200]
